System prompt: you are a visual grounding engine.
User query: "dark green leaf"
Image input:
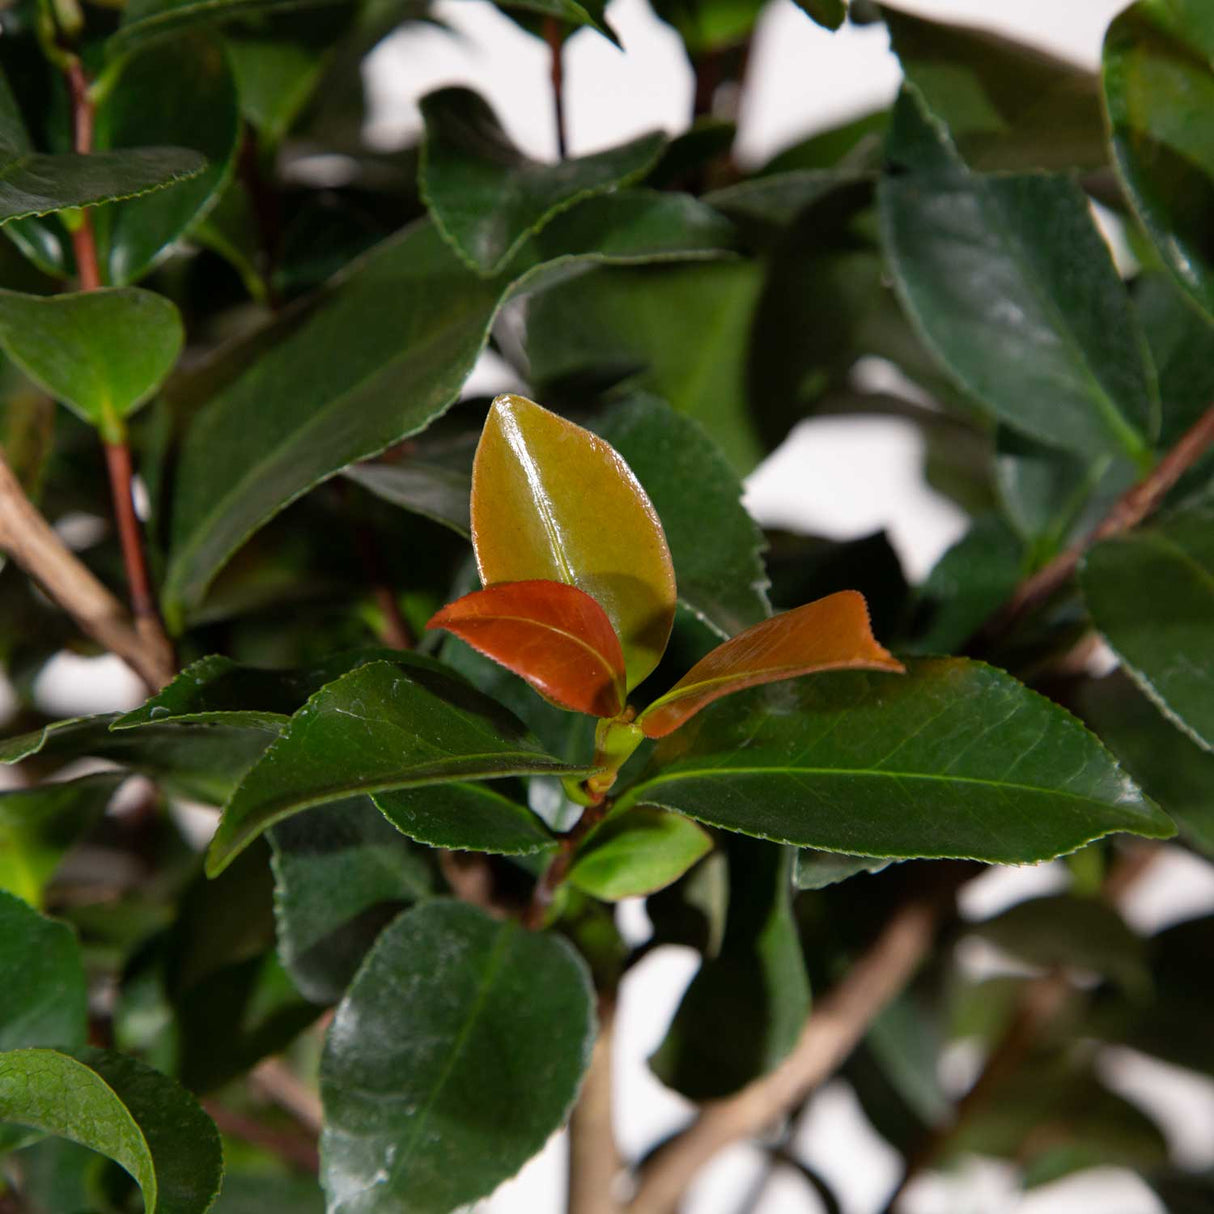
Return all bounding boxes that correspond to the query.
[1081,504,1214,751]
[0,289,182,439]
[421,87,665,275]
[0,890,86,1050]
[1146,1169,1214,1214]
[1077,672,1214,858]
[270,797,432,1004]
[970,892,1148,991]
[797,0,844,32]
[320,900,594,1213]
[0,1047,223,1214]
[372,782,556,855]
[645,851,728,955]
[113,0,344,50]
[0,773,123,907]
[794,848,892,889]
[165,193,735,619]
[595,393,770,638]
[568,807,713,901]
[704,169,869,234]
[207,659,577,874]
[880,90,1158,463]
[1104,3,1214,319]
[885,6,1107,170]
[650,837,809,1099]
[619,657,1174,863]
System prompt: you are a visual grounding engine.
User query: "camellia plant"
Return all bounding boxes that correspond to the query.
[1,0,1214,1211]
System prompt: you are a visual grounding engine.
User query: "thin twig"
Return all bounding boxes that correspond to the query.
[627,891,948,1214]
[251,1057,324,1134]
[543,16,568,160]
[0,451,172,688]
[569,995,624,1214]
[973,402,1214,648]
[524,797,609,930]
[65,59,101,293]
[203,1099,320,1173]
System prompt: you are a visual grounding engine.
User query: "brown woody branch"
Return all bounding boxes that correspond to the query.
[973,402,1214,648]
[569,995,624,1214]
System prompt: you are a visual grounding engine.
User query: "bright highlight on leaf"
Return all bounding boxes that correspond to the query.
[471,394,677,691]
[427,579,627,717]
[637,590,904,738]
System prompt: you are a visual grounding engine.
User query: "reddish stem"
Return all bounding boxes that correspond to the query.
[543,17,568,160]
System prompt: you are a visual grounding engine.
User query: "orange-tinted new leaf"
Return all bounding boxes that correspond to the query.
[637,590,904,738]
[427,579,627,717]
[471,394,677,691]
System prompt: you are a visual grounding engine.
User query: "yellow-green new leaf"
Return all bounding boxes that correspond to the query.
[471,394,677,690]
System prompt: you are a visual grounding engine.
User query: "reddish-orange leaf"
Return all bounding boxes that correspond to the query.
[426,580,627,718]
[636,590,904,739]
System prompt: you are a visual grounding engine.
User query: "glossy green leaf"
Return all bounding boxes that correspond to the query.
[491,0,618,43]
[114,648,430,731]
[321,900,594,1213]
[568,808,713,901]
[1081,504,1214,751]
[270,797,432,1004]
[0,289,182,440]
[527,259,765,472]
[0,67,203,226]
[427,580,628,717]
[207,659,580,874]
[798,0,844,32]
[0,1047,222,1214]
[619,658,1173,862]
[1077,672,1214,858]
[421,87,665,275]
[704,169,869,234]
[879,90,1158,463]
[595,393,770,638]
[113,0,340,50]
[0,774,123,907]
[1104,3,1214,319]
[885,6,1107,170]
[650,837,808,1099]
[794,848,892,889]
[0,891,86,1050]
[165,193,734,619]
[372,781,557,855]
[638,590,903,739]
[472,395,676,691]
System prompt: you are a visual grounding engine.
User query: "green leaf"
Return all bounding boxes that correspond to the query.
[0,1047,223,1214]
[113,648,434,731]
[207,659,578,875]
[618,657,1174,863]
[270,797,433,1004]
[703,168,868,234]
[321,900,594,1213]
[1081,504,1214,751]
[527,259,765,473]
[421,87,665,275]
[491,0,619,44]
[885,6,1107,170]
[969,892,1148,992]
[650,837,808,1099]
[164,193,735,619]
[568,808,713,901]
[372,782,557,855]
[0,891,87,1050]
[794,848,892,889]
[0,773,123,907]
[1077,672,1214,858]
[0,289,182,440]
[0,67,204,227]
[879,90,1158,463]
[595,393,770,638]
[113,0,342,51]
[1104,3,1214,319]
[797,0,845,32]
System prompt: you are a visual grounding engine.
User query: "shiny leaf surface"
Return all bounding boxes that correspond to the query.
[880,90,1158,463]
[472,394,676,690]
[427,579,627,716]
[165,194,733,618]
[0,1048,222,1214]
[620,658,1173,862]
[0,891,86,1050]
[0,289,182,440]
[372,782,557,854]
[321,901,594,1213]
[568,807,713,901]
[207,659,583,874]
[1081,504,1214,751]
[638,590,902,739]
[421,87,664,274]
